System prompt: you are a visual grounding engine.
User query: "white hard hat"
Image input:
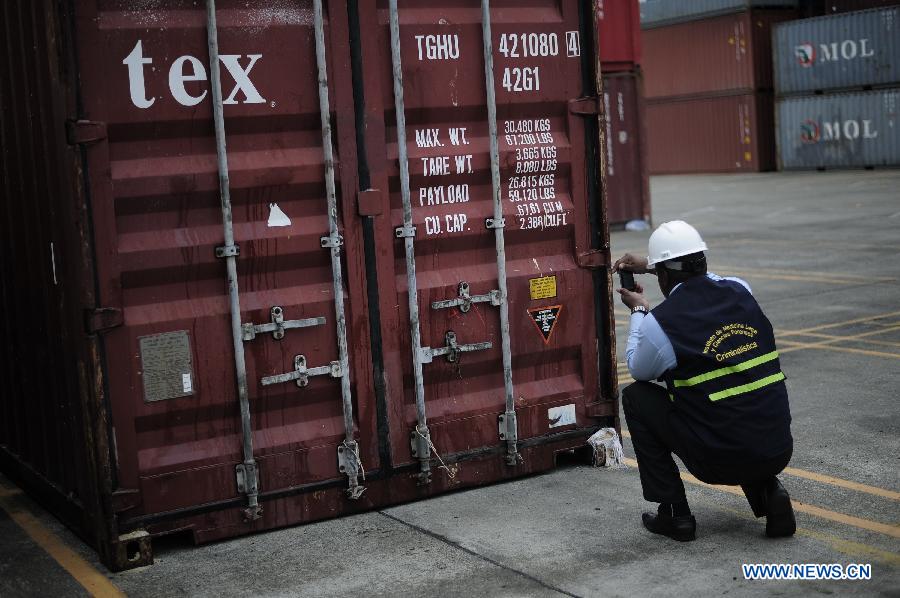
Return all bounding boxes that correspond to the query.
[647,220,708,267]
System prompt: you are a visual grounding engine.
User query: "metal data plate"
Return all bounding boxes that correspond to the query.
[139,331,195,403]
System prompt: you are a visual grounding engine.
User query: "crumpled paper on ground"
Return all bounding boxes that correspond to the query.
[587,427,627,469]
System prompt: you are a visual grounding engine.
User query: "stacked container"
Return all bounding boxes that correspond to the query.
[640,1,797,173]
[597,0,650,225]
[774,7,900,169]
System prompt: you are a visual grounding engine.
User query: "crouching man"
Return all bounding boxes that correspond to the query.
[616,220,795,541]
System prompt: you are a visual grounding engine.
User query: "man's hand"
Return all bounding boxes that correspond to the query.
[614,253,653,275]
[617,282,650,311]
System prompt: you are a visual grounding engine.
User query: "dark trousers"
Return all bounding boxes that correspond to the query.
[622,381,792,516]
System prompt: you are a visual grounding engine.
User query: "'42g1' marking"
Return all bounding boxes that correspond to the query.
[502,67,540,93]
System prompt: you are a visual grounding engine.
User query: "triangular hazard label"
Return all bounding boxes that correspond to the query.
[528,305,562,345]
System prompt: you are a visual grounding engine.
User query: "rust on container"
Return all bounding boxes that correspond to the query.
[642,10,796,100]
[597,0,642,72]
[0,0,616,571]
[601,70,650,225]
[646,92,776,174]
[364,0,616,479]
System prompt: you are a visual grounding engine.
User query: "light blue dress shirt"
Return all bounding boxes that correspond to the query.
[625,273,752,381]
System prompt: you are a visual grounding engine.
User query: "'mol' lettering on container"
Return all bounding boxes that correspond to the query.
[777,89,900,169]
[794,38,876,67]
[774,8,900,95]
[123,40,265,108]
[800,119,879,143]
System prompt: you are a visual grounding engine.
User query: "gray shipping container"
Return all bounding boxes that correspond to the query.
[777,88,900,169]
[774,7,900,95]
[639,0,798,28]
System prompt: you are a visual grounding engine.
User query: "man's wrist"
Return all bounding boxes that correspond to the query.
[631,305,649,316]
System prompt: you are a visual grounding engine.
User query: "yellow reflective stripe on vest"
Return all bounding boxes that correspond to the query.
[708,372,786,402]
[673,350,780,388]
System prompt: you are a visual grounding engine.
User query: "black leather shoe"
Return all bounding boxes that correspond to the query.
[765,478,796,538]
[642,510,697,542]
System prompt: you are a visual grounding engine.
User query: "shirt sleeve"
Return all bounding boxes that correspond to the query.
[707,272,752,295]
[625,312,678,381]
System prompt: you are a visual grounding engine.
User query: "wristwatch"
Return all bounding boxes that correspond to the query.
[631,305,649,316]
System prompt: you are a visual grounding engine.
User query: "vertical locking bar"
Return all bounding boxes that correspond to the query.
[205,0,261,519]
[481,0,520,465]
[313,0,364,499]
[388,0,432,483]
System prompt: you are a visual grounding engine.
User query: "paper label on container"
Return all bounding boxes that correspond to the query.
[548,404,576,428]
[529,275,557,300]
[139,331,195,402]
[267,203,292,227]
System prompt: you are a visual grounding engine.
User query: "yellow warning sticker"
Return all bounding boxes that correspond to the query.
[529,276,557,300]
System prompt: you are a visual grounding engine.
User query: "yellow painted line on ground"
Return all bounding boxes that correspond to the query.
[620,431,900,502]
[713,237,900,253]
[778,310,900,336]
[715,504,900,567]
[719,266,895,284]
[783,331,900,349]
[0,483,124,598]
[796,527,900,567]
[781,467,900,501]
[779,339,900,360]
[798,344,900,360]
[716,270,859,285]
[779,324,900,355]
[621,457,900,539]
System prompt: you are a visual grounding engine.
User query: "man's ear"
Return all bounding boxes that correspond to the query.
[657,267,669,297]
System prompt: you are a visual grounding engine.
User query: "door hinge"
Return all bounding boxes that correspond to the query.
[85,307,123,334]
[357,188,382,217]
[576,249,608,269]
[568,96,599,116]
[66,119,107,145]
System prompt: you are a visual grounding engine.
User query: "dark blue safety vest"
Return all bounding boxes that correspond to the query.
[652,275,792,463]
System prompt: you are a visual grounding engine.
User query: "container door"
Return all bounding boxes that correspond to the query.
[74,0,377,519]
[364,1,616,483]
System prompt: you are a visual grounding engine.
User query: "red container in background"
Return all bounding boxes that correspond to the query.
[597,0,642,72]
[642,10,795,99]
[646,92,776,173]
[602,71,650,224]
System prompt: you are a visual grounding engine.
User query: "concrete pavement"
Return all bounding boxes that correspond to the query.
[2,171,899,597]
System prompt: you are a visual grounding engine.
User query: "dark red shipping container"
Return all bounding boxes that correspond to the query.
[601,71,650,224]
[641,10,796,99]
[645,92,776,173]
[597,0,642,71]
[0,0,617,571]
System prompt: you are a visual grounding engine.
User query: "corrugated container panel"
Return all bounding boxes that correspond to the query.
[777,88,900,168]
[805,0,900,16]
[646,92,776,173]
[774,7,900,95]
[0,0,617,571]
[0,0,94,533]
[81,0,377,512]
[364,0,617,487]
[602,71,651,224]
[640,0,798,28]
[642,10,795,99]
[598,0,642,71]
